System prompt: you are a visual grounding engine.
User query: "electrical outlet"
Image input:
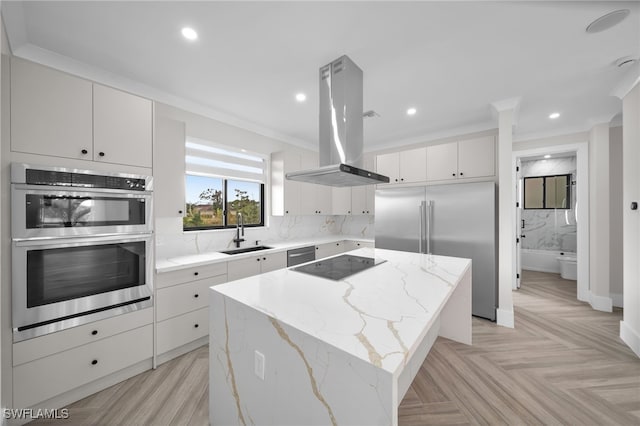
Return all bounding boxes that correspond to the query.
[254,350,265,380]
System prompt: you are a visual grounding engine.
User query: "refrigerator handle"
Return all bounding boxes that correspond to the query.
[418,203,424,253]
[425,201,433,254]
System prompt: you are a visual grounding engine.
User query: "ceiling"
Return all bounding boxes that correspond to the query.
[2,1,639,151]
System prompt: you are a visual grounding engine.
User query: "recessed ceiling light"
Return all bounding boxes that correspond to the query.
[407,107,417,116]
[181,27,198,41]
[586,9,630,33]
[295,93,307,102]
[544,154,551,159]
[549,112,560,119]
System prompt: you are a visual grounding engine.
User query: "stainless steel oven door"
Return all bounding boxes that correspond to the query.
[12,184,152,239]
[12,234,153,341]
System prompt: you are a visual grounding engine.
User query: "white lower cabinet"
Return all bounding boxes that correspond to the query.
[13,324,152,408]
[157,276,226,322]
[315,241,345,259]
[156,308,209,355]
[227,251,287,281]
[343,240,374,251]
[155,264,228,358]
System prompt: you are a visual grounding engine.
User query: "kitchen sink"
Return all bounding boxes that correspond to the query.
[220,245,273,255]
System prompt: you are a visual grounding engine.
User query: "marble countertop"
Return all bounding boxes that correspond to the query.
[211,247,471,376]
[156,235,373,273]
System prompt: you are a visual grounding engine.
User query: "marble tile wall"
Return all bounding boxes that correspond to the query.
[155,214,374,259]
[521,156,577,252]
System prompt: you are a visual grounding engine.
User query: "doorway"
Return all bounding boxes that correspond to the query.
[512,142,589,303]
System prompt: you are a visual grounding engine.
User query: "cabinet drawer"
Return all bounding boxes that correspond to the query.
[157,308,209,355]
[14,324,152,408]
[13,308,153,366]
[157,276,226,321]
[156,262,227,288]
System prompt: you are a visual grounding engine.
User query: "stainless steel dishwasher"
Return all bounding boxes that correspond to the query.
[287,246,316,267]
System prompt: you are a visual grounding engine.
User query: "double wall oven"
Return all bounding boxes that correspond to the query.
[11,164,154,341]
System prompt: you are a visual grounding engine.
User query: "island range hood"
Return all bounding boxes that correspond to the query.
[286,56,389,187]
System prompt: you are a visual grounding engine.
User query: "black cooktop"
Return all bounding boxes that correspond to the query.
[292,254,386,281]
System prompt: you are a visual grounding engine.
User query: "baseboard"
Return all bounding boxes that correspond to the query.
[496,307,514,328]
[620,321,640,358]
[588,291,613,312]
[611,293,623,308]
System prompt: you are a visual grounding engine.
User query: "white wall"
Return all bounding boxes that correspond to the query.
[588,124,611,312]
[621,82,640,357]
[609,126,623,308]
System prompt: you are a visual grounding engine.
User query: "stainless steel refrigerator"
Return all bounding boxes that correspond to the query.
[375,182,497,320]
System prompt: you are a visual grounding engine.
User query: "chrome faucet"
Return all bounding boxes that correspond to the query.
[233,212,245,248]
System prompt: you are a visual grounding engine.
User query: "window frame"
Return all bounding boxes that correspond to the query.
[523,173,572,210]
[184,176,265,231]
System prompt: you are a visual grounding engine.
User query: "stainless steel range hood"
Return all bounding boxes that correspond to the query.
[286,56,389,187]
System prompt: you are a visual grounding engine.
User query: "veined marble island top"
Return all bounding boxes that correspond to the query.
[212,247,471,377]
[210,247,472,426]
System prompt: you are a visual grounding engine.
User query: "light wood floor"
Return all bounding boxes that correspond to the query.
[31,270,639,425]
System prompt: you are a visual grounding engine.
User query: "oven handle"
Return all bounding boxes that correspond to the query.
[13,232,153,247]
[11,183,152,197]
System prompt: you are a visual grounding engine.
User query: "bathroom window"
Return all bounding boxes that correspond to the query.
[524,174,571,209]
[183,139,266,230]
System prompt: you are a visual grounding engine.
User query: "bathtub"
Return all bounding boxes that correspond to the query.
[521,249,573,274]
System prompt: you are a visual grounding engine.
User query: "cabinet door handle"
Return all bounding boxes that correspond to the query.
[257,258,260,261]
[452,173,456,177]
[194,272,199,276]
[91,359,98,366]
[400,178,404,181]
[285,210,289,214]
[459,172,464,176]
[194,324,199,328]
[348,210,351,214]
[263,257,266,260]
[394,178,398,182]
[91,330,98,336]
[194,293,199,298]
[315,247,319,250]
[98,152,105,157]
[178,210,183,215]
[81,149,88,155]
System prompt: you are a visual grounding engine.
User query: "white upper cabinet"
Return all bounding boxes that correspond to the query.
[426,135,495,182]
[332,187,352,215]
[271,151,301,216]
[426,142,459,181]
[376,147,427,185]
[375,152,400,184]
[457,136,495,179]
[93,84,153,167]
[154,118,186,219]
[299,151,332,215]
[11,58,93,160]
[10,58,153,168]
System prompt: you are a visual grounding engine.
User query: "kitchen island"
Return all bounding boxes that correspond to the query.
[209,247,472,426]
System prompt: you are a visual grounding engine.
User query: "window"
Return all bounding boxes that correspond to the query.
[524,174,571,209]
[183,138,266,230]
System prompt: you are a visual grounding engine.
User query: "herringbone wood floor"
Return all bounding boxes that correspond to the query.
[31,270,639,425]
